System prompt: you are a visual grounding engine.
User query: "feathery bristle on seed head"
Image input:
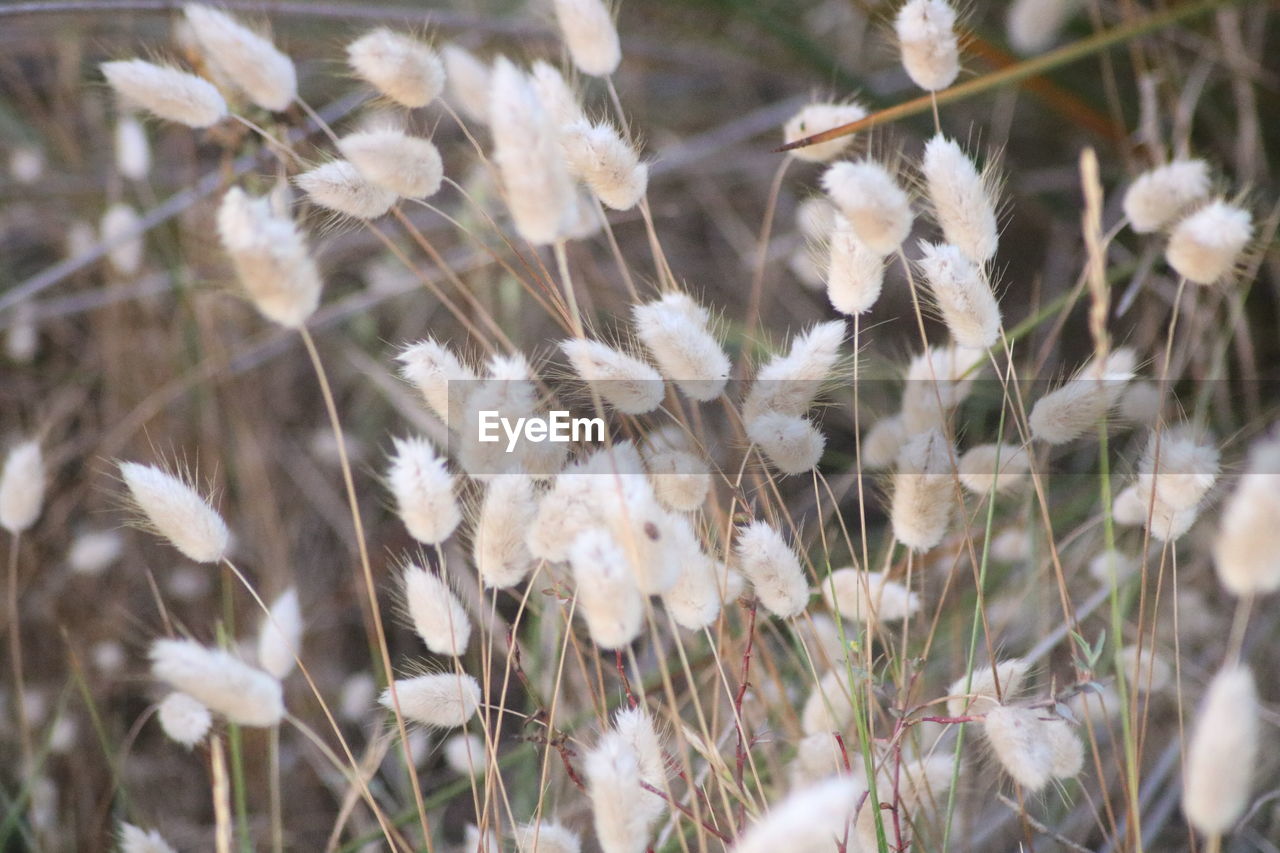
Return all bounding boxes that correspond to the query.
[474,474,539,588]
[823,567,920,624]
[441,43,491,124]
[1184,665,1258,835]
[891,429,955,551]
[1165,200,1252,285]
[402,563,471,656]
[101,202,143,276]
[530,60,585,128]
[632,293,731,401]
[1214,434,1280,595]
[747,412,826,475]
[734,520,810,619]
[114,114,150,180]
[118,461,230,563]
[386,436,461,545]
[339,129,444,200]
[783,101,867,163]
[256,587,302,679]
[183,4,296,111]
[216,187,322,328]
[922,135,1000,263]
[0,440,44,534]
[821,159,914,255]
[825,213,885,315]
[560,120,648,211]
[958,443,1030,494]
[157,691,212,748]
[489,57,577,245]
[569,527,645,649]
[1122,159,1211,233]
[560,338,664,414]
[346,28,444,108]
[895,0,961,92]
[119,823,178,853]
[101,59,227,128]
[381,672,481,728]
[947,658,1032,716]
[296,160,398,220]
[396,338,476,425]
[150,638,284,727]
[1028,348,1135,444]
[553,0,621,77]
[916,241,1002,349]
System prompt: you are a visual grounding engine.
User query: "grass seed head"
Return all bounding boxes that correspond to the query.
[216,187,322,328]
[895,0,961,92]
[183,4,296,111]
[119,823,178,853]
[295,160,398,220]
[553,0,622,77]
[568,527,645,648]
[1122,159,1211,233]
[100,59,227,128]
[1166,199,1253,285]
[921,134,1000,264]
[114,114,150,180]
[381,672,481,728]
[783,101,868,163]
[734,520,810,619]
[346,28,444,109]
[916,241,1001,349]
[0,439,44,534]
[402,563,471,656]
[339,129,444,200]
[1184,665,1258,834]
[890,429,955,551]
[386,436,461,545]
[821,159,914,255]
[632,293,731,401]
[982,705,1056,792]
[747,411,826,475]
[440,43,491,124]
[489,57,577,245]
[118,461,230,563]
[256,587,302,679]
[150,638,283,727]
[560,120,648,211]
[561,337,664,413]
[156,691,212,748]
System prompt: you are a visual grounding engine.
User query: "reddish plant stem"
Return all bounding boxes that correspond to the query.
[733,598,759,832]
[639,782,733,844]
[615,649,638,709]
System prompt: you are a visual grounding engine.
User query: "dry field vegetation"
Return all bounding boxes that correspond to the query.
[1,0,1278,851]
